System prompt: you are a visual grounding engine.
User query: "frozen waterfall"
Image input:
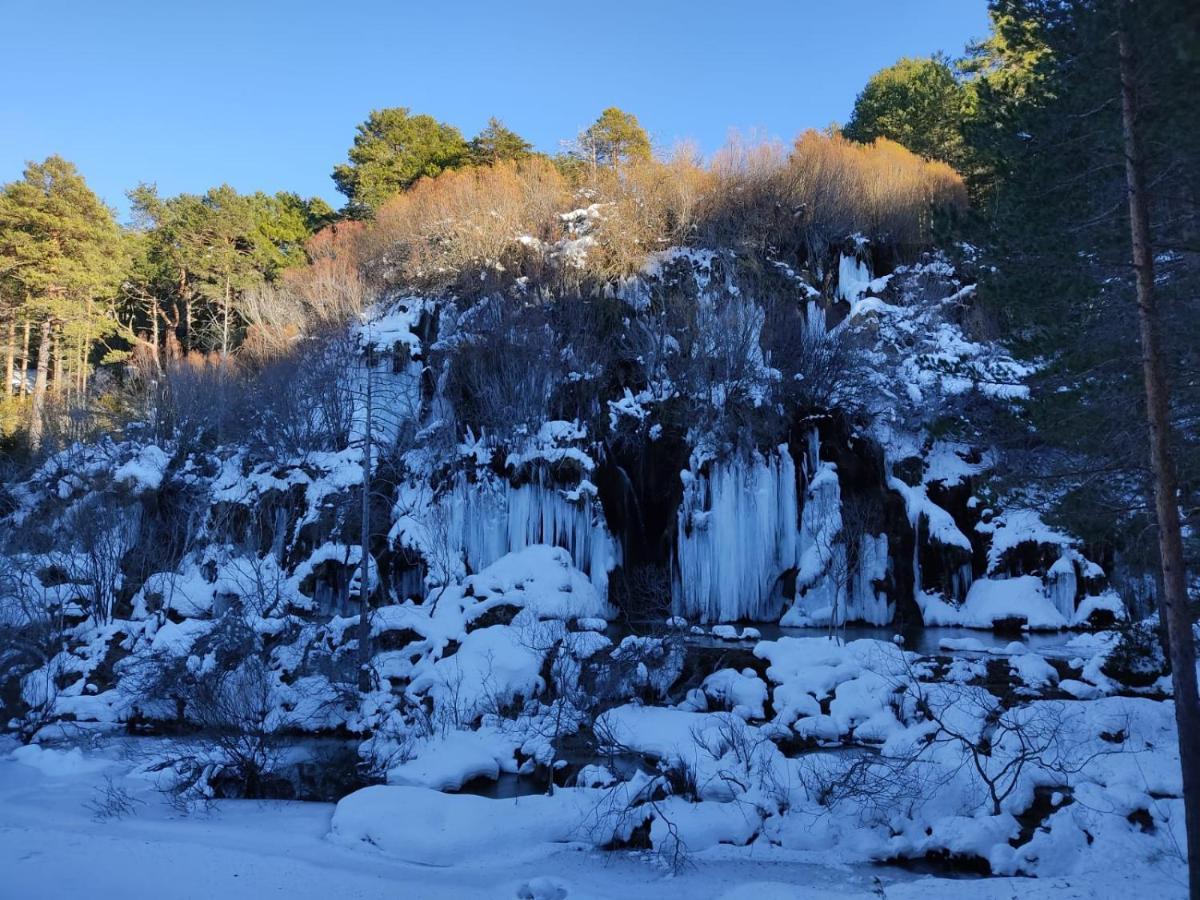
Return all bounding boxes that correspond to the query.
[672,446,799,622]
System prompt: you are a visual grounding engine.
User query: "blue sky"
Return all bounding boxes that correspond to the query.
[0,0,989,221]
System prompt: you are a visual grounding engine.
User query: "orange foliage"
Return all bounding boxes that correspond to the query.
[335,131,967,294]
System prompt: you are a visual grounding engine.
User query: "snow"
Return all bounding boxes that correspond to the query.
[113,444,170,492]
[6,742,1061,900]
[1009,650,1059,689]
[979,509,1077,574]
[649,797,760,854]
[431,469,620,600]
[890,477,972,552]
[9,743,115,777]
[958,576,1069,630]
[0,658,1191,900]
[702,669,768,719]
[134,566,215,618]
[409,623,548,722]
[836,252,874,305]
[386,729,513,790]
[331,784,636,866]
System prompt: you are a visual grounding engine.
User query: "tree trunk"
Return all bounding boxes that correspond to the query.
[150,295,161,372]
[20,319,31,395]
[29,320,51,452]
[52,330,65,394]
[222,273,232,358]
[1118,12,1200,897]
[4,319,14,398]
[357,332,374,693]
[179,267,191,354]
[81,296,91,395]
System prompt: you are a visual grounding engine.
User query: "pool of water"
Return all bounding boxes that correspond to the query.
[620,620,1088,659]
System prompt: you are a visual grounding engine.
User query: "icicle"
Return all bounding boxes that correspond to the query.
[672,446,799,622]
[836,252,873,305]
[442,468,619,597]
[1047,553,1078,619]
[849,533,891,624]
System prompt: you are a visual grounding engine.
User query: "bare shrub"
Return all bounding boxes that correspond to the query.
[698,130,967,263]
[85,775,145,821]
[150,352,244,447]
[246,330,359,459]
[57,493,140,625]
[360,158,569,294]
[441,298,557,440]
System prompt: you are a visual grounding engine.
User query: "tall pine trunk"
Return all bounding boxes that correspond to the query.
[1118,11,1200,897]
[150,295,161,372]
[179,267,191,355]
[20,319,30,395]
[4,320,14,398]
[29,319,51,452]
[222,273,232,358]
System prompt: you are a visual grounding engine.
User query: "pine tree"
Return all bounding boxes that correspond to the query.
[576,107,652,171]
[332,108,469,215]
[467,117,534,166]
[129,185,323,358]
[843,56,969,168]
[0,157,123,448]
[960,2,1199,883]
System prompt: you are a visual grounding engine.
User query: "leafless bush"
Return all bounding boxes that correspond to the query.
[85,775,145,821]
[0,553,68,734]
[126,613,300,804]
[360,158,569,294]
[57,493,140,625]
[441,298,558,440]
[698,130,966,263]
[798,654,1125,828]
[763,298,863,414]
[797,748,938,825]
[150,353,244,448]
[247,331,359,458]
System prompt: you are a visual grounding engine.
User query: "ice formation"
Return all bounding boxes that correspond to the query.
[441,469,619,598]
[672,446,799,622]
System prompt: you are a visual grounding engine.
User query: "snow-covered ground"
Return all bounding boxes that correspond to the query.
[0,736,1186,899]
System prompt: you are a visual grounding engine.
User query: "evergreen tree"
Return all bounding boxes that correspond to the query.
[576,107,652,170]
[467,117,534,166]
[960,6,1199,874]
[843,55,969,168]
[0,157,123,446]
[129,184,327,358]
[332,108,469,215]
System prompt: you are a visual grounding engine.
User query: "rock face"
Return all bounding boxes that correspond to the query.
[0,244,1120,647]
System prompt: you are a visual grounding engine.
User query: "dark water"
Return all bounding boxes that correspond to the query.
[632,620,1086,659]
[748,623,1085,658]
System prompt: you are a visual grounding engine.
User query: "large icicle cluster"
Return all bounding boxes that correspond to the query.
[441,470,619,599]
[672,446,798,622]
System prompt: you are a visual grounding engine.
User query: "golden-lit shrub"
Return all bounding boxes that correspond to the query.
[360,158,570,292]
[236,222,368,360]
[346,130,966,296]
[699,130,967,260]
[582,151,714,279]
[698,133,793,254]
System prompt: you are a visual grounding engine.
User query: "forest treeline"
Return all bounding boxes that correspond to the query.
[0,109,963,455]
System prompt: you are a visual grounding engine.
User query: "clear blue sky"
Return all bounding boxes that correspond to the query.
[0,0,989,222]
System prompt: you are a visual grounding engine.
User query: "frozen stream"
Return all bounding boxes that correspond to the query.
[0,737,1179,899]
[645,621,1087,658]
